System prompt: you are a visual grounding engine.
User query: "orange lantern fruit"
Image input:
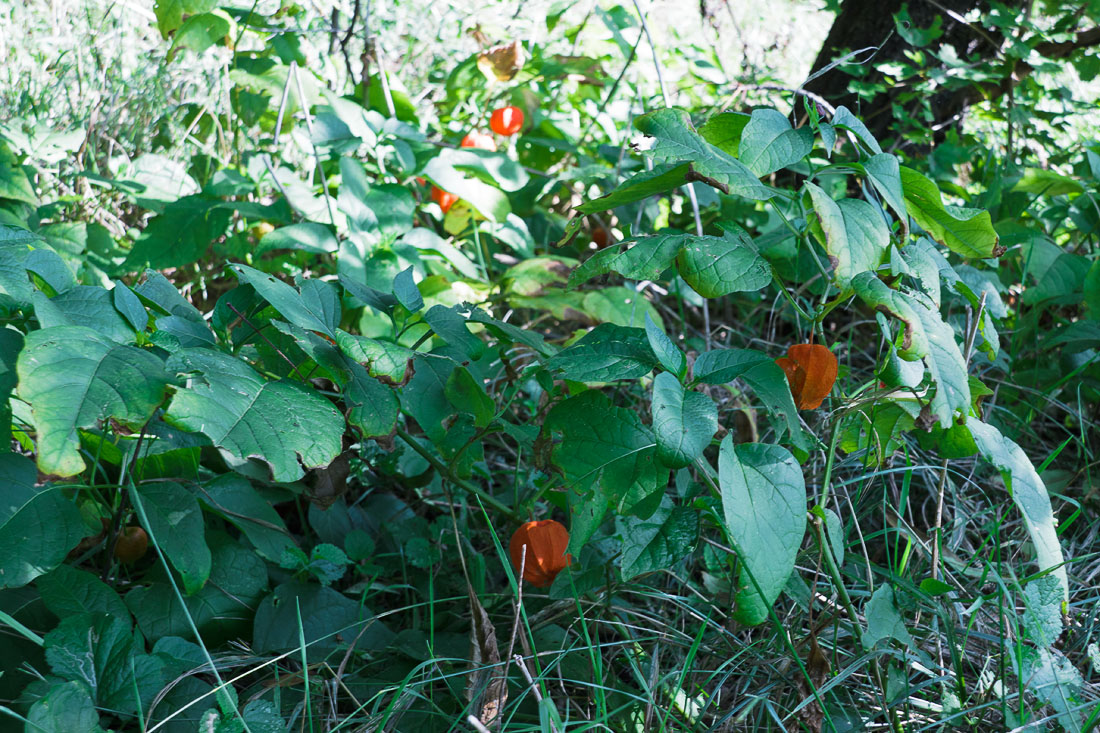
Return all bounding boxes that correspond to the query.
[775,343,838,410]
[490,106,524,137]
[460,130,497,151]
[509,520,571,587]
[431,186,458,213]
[114,525,149,563]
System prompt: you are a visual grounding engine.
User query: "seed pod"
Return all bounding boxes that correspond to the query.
[509,520,571,587]
[776,343,838,410]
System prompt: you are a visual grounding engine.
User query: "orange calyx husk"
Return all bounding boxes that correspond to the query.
[776,343,838,410]
[430,186,458,213]
[490,106,525,136]
[509,519,572,587]
[460,130,497,151]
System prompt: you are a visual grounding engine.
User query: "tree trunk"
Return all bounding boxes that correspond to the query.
[802,0,1019,144]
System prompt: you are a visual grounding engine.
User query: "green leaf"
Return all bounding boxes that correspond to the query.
[126,534,266,643]
[863,584,914,649]
[33,287,135,344]
[333,330,414,384]
[44,613,164,716]
[676,228,772,297]
[256,222,339,255]
[165,348,344,482]
[169,10,232,59]
[0,226,37,307]
[445,366,495,428]
[1016,647,1086,731]
[338,159,417,237]
[36,566,129,620]
[0,454,90,588]
[692,349,807,450]
[697,111,750,156]
[16,326,169,476]
[153,0,215,37]
[737,109,812,176]
[852,273,970,427]
[1023,575,1064,647]
[606,232,685,280]
[422,155,510,222]
[806,183,889,289]
[618,499,698,579]
[392,267,424,313]
[124,196,232,269]
[25,681,103,733]
[831,106,882,155]
[719,438,806,625]
[633,109,772,201]
[575,162,692,214]
[645,313,686,379]
[135,482,211,594]
[862,153,908,237]
[231,264,339,339]
[900,167,1002,259]
[252,581,393,663]
[542,390,663,549]
[651,373,717,469]
[547,323,657,382]
[969,419,1068,599]
[198,475,296,562]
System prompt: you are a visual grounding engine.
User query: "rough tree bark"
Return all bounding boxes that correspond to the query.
[802,0,1025,143]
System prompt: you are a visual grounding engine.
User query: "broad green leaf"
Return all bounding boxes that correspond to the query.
[0,328,22,444]
[445,366,495,428]
[0,226,37,307]
[581,286,661,328]
[900,167,1002,259]
[153,0,215,37]
[126,534,266,643]
[165,348,343,482]
[135,482,211,594]
[737,109,812,176]
[969,419,1068,599]
[441,147,530,192]
[422,156,510,222]
[135,269,205,322]
[113,281,149,332]
[547,323,657,382]
[651,373,717,469]
[719,438,806,625]
[333,330,414,384]
[124,196,232,269]
[25,681,102,733]
[392,266,424,313]
[1023,575,1065,647]
[37,566,129,620]
[33,287,135,344]
[863,584,914,649]
[609,232,686,280]
[634,109,772,201]
[697,111,750,155]
[0,454,90,588]
[253,581,393,663]
[25,247,76,293]
[862,153,908,236]
[806,183,889,289]
[645,312,686,379]
[575,162,693,214]
[338,159,417,237]
[44,613,164,716]
[422,304,486,358]
[618,499,698,579]
[676,229,772,297]
[852,273,969,427]
[542,390,663,549]
[831,106,882,154]
[198,475,296,562]
[0,144,37,204]
[169,10,233,59]
[17,326,169,476]
[231,264,339,338]
[257,222,339,255]
[1011,168,1083,196]
[692,348,807,450]
[1016,647,1086,732]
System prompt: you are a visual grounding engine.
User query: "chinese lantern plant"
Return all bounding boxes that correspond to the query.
[509,520,571,587]
[549,103,1069,634]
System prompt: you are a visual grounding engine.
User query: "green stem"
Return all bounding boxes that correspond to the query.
[395,426,519,521]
